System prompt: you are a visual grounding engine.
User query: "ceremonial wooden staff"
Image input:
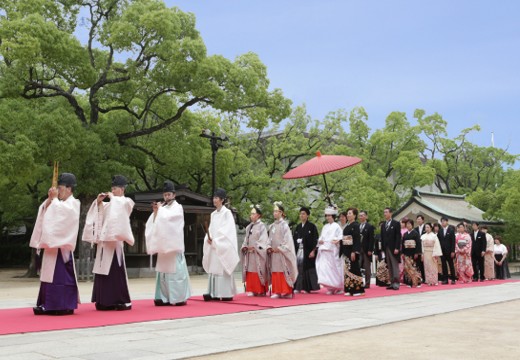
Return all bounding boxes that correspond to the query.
[52,161,59,188]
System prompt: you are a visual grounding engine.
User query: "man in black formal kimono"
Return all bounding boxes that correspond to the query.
[293,207,320,293]
[437,217,457,284]
[470,221,487,281]
[359,210,375,288]
[380,207,402,290]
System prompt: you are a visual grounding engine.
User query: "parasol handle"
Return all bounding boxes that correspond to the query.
[322,173,332,206]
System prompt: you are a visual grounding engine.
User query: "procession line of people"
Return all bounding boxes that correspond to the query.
[29,175,511,316]
[375,215,511,288]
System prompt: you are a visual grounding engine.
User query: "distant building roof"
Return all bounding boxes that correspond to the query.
[394,189,503,226]
[129,188,214,213]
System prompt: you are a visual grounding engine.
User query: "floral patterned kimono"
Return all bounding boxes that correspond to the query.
[402,230,422,287]
[341,222,364,295]
[455,232,474,283]
[421,232,442,285]
[484,233,495,280]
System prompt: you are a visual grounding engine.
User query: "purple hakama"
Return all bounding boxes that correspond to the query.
[36,249,78,311]
[92,252,131,307]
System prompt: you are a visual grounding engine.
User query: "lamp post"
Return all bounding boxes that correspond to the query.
[200,129,228,197]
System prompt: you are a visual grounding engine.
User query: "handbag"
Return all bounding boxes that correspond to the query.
[457,239,467,249]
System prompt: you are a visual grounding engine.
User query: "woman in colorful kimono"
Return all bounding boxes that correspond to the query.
[480,226,495,280]
[455,223,474,283]
[340,207,364,296]
[241,204,269,297]
[421,223,443,286]
[401,219,422,288]
[268,202,298,299]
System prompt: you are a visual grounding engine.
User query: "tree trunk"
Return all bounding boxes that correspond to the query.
[77,194,96,281]
[21,224,38,278]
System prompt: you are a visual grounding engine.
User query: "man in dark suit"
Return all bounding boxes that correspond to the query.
[470,221,487,281]
[293,207,320,293]
[414,215,426,282]
[415,215,426,236]
[359,210,375,288]
[380,207,402,290]
[437,217,456,284]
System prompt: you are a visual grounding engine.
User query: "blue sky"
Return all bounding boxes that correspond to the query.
[169,1,520,157]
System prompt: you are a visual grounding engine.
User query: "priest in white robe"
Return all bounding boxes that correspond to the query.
[202,188,239,301]
[82,175,134,311]
[145,180,191,306]
[316,205,344,294]
[30,173,80,315]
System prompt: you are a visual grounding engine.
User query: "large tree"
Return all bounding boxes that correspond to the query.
[0,0,291,275]
[0,0,291,168]
[415,109,516,194]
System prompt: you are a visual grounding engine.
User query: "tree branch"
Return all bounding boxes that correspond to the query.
[125,143,166,166]
[117,97,203,141]
[22,82,87,124]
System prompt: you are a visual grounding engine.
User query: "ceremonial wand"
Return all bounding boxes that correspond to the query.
[52,161,59,188]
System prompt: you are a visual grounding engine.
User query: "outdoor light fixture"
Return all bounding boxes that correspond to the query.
[199,129,229,197]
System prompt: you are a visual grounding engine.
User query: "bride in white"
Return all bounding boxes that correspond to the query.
[316,206,344,294]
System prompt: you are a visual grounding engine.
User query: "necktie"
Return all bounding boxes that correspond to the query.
[386,221,390,230]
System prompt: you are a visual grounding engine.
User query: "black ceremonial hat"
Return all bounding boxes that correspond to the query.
[58,173,77,187]
[112,175,128,187]
[214,188,227,199]
[163,180,175,193]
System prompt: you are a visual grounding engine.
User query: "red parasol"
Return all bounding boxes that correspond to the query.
[282,151,362,204]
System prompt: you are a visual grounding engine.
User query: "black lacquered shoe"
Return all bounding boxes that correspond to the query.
[175,301,187,306]
[51,309,74,316]
[95,303,116,311]
[116,303,132,311]
[33,306,46,315]
[154,299,171,306]
[220,297,233,301]
[203,294,213,302]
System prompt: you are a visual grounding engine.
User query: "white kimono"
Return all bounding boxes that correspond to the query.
[30,196,80,283]
[202,206,239,297]
[316,222,344,290]
[145,200,185,273]
[82,195,135,275]
[145,200,191,303]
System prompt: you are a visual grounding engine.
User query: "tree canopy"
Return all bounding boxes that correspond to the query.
[0,1,518,244]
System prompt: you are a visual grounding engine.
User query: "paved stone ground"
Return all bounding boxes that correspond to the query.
[0,269,519,359]
[193,299,520,360]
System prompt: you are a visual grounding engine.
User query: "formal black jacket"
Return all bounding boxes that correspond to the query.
[437,225,456,254]
[414,224,426,236]
[359,221,375,257]
[402,229,422,257]
[470,230,487,256]
[380,219,402,253]
[340,221,361,257]
[293,221,319,270]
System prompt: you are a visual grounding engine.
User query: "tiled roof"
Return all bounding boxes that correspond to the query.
[396,190,503,225]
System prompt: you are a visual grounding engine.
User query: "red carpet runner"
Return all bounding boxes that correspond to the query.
[0,280,514,336]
